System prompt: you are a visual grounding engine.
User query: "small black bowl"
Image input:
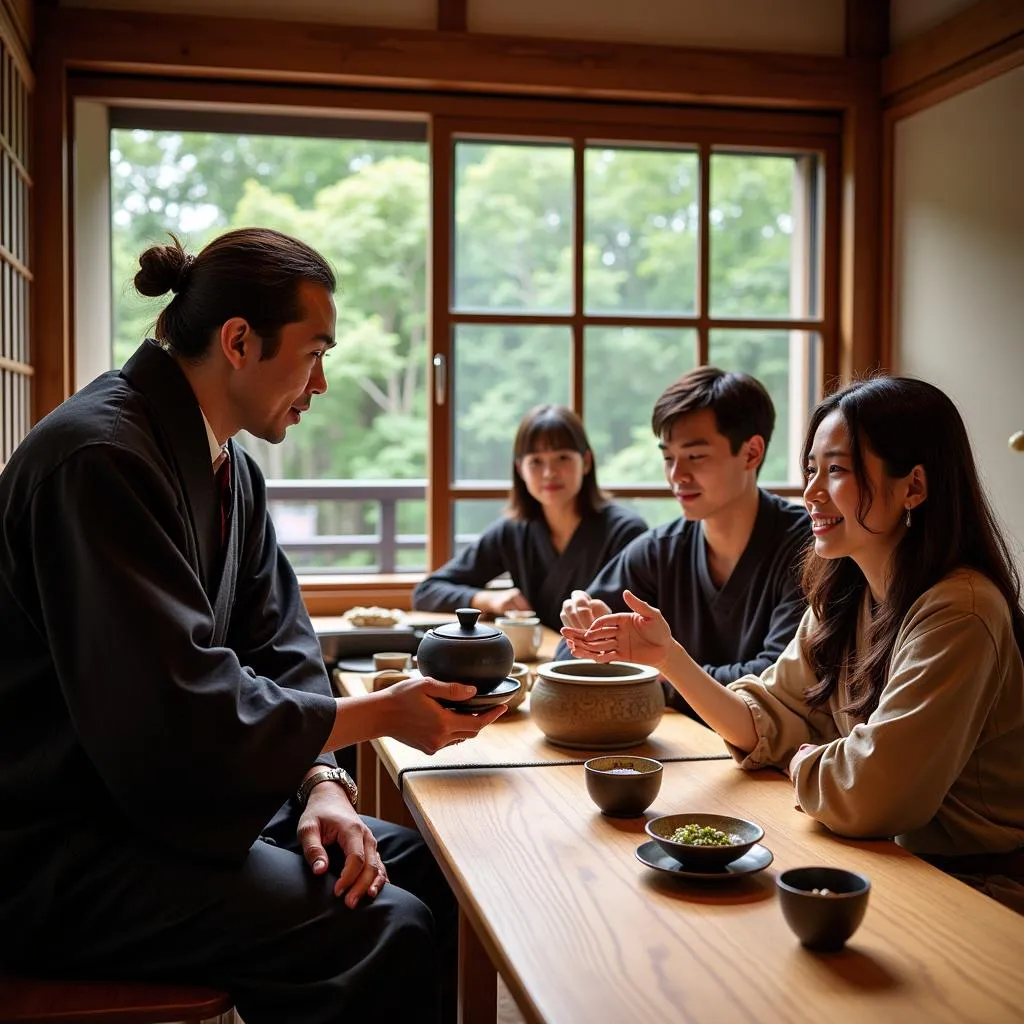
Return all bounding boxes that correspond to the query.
[776,866,871,952]
[645,813,764,870]
[585,756,663,817]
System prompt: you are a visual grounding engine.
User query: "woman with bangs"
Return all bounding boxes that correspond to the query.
[563,377,1024,912]
[413,405,647,632]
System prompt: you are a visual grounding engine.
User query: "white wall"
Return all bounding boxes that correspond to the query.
[73,100,112,392]
[891,65,1024,567]
[890,0,980,47]
[61,0,847,52]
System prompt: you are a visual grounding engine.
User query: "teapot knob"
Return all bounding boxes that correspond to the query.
[455,607,482,631]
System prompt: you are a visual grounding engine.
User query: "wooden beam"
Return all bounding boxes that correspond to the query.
[883,0,1024,100]
[48,7,871,109]
[840,76,884,381]
[437,0,467,34]
[845,0,890,58]
[30,5,72,419]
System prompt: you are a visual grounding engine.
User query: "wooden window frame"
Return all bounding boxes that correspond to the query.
[428,116,840,567]
[33,5,883,610]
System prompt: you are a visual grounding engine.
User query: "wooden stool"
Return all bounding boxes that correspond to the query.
[0,974,233,1023]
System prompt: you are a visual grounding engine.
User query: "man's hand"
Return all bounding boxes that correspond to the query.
[382,677,507,754]
[298,781,386,908]
[473,587,531,618]
[560,590,612,631]
[561,590,674,668]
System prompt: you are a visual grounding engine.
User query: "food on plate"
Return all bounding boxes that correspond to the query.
[343,606,404,628]
[669,823,740,847]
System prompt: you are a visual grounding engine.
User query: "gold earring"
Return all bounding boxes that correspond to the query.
[905,507,912,528]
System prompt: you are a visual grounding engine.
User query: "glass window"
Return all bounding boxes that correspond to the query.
[452,323,571,483]
[584,147,699,315]
[109,127,429,574]
[453,141,573,314]
[708,329,819,484]
[583,326,697,485]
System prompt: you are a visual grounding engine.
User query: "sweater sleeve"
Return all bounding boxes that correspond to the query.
[412,519,513,612]
[791,602,1005,839]
[725,607,840,767]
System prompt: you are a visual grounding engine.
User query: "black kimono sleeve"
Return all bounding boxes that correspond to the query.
[412,519,516,612]
[33,445,336,864]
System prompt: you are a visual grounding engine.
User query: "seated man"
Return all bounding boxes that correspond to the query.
[559,367,810,714]
[0,228,504,1024]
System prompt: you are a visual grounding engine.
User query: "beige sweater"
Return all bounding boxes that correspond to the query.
[728,569,1024,860]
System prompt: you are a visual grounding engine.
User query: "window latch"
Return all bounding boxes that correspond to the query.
[433,353,446,406]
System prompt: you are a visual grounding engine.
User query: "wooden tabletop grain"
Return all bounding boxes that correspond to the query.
[404,759,1024,1024]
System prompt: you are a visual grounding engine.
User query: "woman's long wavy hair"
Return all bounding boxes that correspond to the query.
[801,377,1024,718]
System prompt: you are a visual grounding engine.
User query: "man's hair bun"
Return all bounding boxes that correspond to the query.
[134,235,194,298]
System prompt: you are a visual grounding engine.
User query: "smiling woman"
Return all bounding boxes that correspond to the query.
[564,376,1024,915]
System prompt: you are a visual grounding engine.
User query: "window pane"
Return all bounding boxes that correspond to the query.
[614,496,678,528]
[453,499,507,560]
[453,324,571,483]
[583,326,697,485]
[710,153,816,318]
[709,329,819,485]
[585,147,698,315]
[109,128,429,575]
[453,141,573,313]
[270,492,427,575]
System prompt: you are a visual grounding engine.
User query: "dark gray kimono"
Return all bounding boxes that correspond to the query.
[0,340,337,879]
[411,503,648,632]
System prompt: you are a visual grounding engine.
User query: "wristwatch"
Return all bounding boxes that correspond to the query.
[296,767,358,809]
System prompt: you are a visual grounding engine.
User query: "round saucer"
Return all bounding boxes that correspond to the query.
[435,676,522,713]
[635,839,774,880]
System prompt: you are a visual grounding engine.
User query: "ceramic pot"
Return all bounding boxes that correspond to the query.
[416,607,514,693]
[531,660,665,749]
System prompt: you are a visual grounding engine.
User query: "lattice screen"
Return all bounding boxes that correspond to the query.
[0,18,31,468]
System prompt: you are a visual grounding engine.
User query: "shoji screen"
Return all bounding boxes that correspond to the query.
[0,12,31,468]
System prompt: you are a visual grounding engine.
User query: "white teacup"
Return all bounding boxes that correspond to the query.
[496,616,542,661]
[506,662,532,711]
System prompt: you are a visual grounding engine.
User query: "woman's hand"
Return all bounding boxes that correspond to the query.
[298,783,387,908]
[382,676,507,754]
[473,587,531,618]
[560,590,676,669]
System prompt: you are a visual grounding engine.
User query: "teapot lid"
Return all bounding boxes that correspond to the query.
[430,607,502,641]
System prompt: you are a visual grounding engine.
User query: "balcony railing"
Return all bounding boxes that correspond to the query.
[266,479,429,574]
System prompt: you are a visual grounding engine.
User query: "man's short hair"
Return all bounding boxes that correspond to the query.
[651,366,776,456]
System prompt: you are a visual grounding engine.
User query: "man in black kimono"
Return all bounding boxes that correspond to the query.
[0,228,504,1023]
[559,367,810,713]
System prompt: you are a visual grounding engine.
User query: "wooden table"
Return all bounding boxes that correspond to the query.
[334,669,729,825]
[404,758,1024,1024]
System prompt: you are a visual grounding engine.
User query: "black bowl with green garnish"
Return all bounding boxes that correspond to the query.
[645,813,764,870]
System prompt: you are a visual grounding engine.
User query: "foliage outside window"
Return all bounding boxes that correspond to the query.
[109,123,825,575]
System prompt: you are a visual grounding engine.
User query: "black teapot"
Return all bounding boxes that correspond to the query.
[416,608,514,693]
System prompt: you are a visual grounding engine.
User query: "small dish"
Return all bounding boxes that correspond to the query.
[635,840,773,880]
[645,813,764,870]
[336,656,377,673]
[435,675,522,713]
